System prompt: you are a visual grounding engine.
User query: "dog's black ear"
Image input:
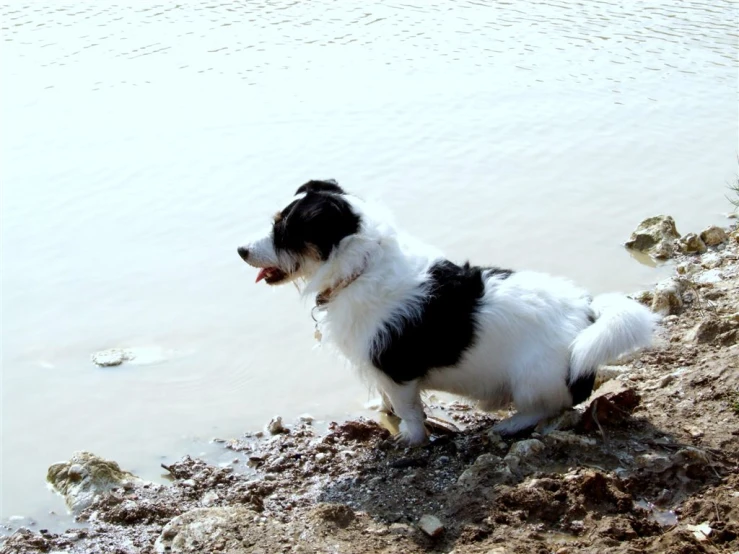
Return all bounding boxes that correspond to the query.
[295,179,345,196]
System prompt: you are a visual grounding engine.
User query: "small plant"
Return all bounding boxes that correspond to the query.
[729,175,739,210]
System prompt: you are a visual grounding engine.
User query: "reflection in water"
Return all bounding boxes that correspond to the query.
[1,0,737,528]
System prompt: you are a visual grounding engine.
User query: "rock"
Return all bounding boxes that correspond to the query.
[676,261,700,277]
[298,413,314,424]
[695,268,723,284]
[91,348,133,367]
[625,215,681,259]
[537,409,584,433]
[700,252,722,269]
[544,430,597,448]
[631,290,653,307]
[594,366,626,389]
[580,381,640,431]
[457,453,516,487]
[685,316,721,344]
[418,514,444,537]
[507,439,545,460]
[651,278,684,315]
[310,503,356,528]
[47,452,141,514]
[200,490,219,507]
[686,521,712,542]
[266,416,285,435]
[680,233,707,254]
[699,225,727,246]
[155,507,260,553]
[635,453,671,472]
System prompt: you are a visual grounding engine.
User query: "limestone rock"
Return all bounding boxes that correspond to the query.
[650,278,684,315]
[699,225,727,246]
[680,233,707,254]
[625,215,680,259]
[47,452,142,514]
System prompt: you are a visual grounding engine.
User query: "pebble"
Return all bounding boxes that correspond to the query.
[418,514,444,537]
[298,414,315,424]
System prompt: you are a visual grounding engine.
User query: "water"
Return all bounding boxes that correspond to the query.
[1,0,737,529]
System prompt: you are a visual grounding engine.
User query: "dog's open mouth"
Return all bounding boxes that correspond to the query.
[255,267,289,285]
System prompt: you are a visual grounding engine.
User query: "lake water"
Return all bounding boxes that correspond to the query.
[1,0,737,529]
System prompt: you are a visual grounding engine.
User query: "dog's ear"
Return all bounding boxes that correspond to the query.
[295,179,345,196]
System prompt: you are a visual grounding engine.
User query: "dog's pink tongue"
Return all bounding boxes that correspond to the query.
[255,269,268,283]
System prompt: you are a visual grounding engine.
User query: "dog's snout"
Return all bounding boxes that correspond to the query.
[237,246,249,262]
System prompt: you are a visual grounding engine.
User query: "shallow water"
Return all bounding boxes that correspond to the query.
[1,0,737,528]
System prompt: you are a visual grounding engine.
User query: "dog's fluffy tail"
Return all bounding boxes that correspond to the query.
[569,293,657,393]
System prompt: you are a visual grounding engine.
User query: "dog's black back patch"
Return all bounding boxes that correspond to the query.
[274,192,360,260]
[371,260,492,383]
[295,179,345,196]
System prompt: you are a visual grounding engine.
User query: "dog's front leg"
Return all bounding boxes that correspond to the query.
[379,378,427,446]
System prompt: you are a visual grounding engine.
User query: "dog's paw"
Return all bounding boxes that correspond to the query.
[393,421,428,447]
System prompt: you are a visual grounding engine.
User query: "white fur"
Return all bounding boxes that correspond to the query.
[241,194,657,445]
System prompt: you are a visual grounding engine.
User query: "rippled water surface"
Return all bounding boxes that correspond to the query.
[1,0,737,526]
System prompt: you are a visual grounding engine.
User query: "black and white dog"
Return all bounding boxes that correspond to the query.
[237,180,656,446]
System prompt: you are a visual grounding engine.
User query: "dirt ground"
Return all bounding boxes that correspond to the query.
[2,222,738,554]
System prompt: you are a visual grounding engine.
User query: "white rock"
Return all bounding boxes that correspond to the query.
[695,269,722,284]
[701,252,722,269]
[418,514,444,537]
[91,348,133,367]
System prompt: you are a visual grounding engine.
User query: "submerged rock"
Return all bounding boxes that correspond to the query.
[91,348,133,367]
[625,215,681,260]
[47,452,142,514]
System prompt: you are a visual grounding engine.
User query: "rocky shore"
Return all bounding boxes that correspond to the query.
[3,218,738,554]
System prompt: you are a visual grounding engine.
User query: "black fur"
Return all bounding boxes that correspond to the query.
[273,192,360,260]
[371,260,492,383]
[568,372,596,405]
[295,179,345,196]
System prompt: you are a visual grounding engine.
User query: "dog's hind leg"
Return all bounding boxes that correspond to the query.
[377,377,427,446]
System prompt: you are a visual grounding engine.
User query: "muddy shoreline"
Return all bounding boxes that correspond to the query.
[3,219,738,554]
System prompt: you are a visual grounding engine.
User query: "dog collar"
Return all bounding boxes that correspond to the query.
[314,253,373,308]
[315,267,365,307]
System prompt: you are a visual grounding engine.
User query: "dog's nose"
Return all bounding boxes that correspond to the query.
[237,246,249,261]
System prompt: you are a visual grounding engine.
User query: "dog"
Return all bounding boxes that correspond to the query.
[237,179,657,446]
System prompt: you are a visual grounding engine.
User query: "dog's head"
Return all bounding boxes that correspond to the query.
[237,179,362,285]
